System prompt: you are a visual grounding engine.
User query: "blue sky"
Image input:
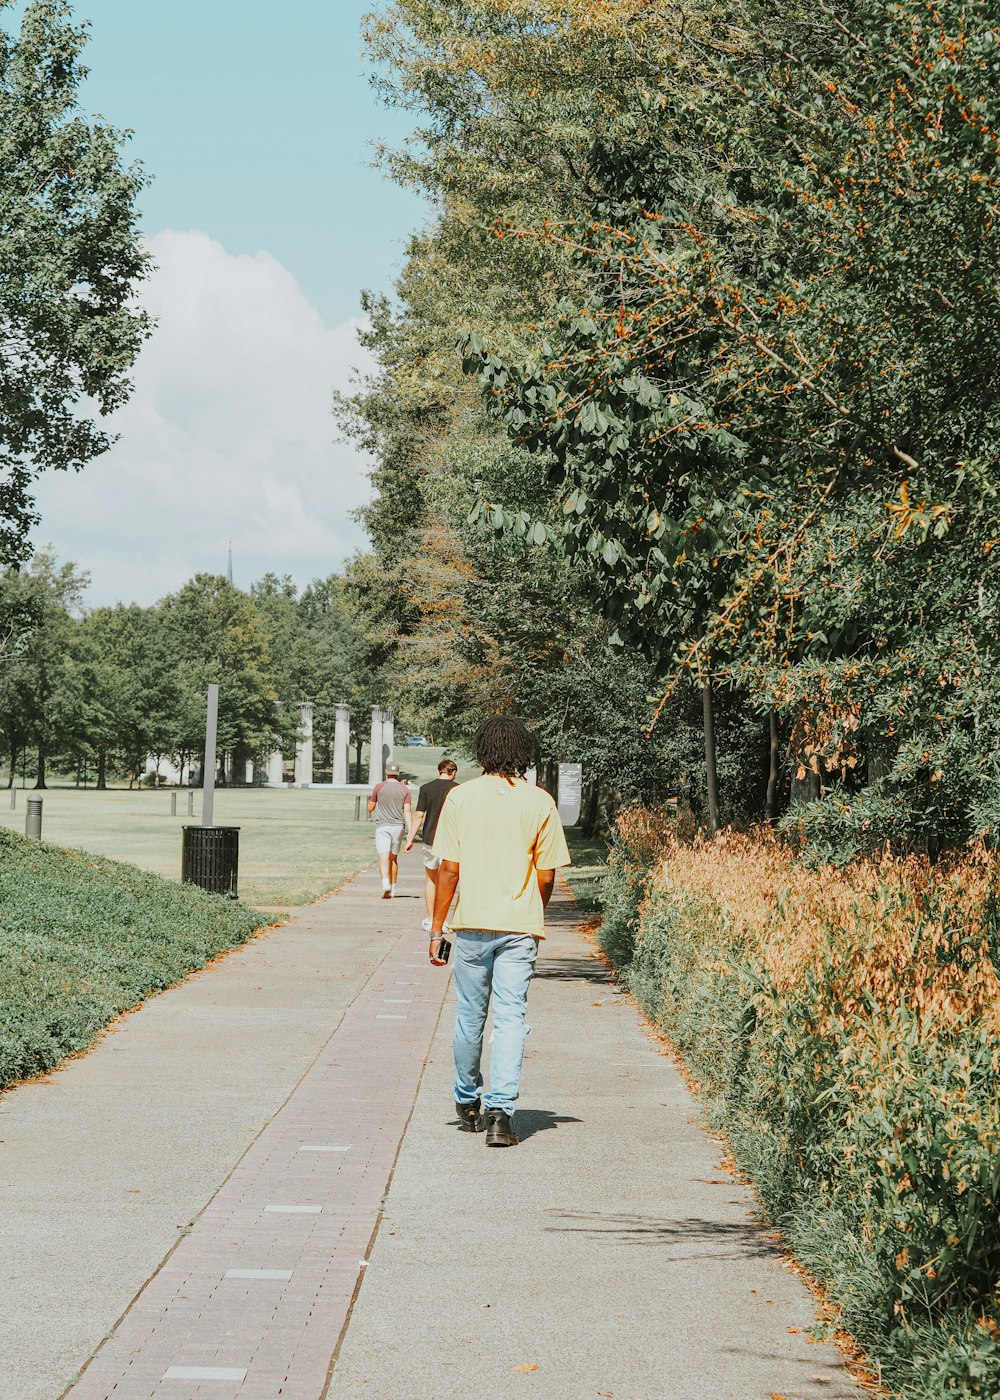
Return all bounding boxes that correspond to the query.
[20,0,430,604]
[67,0,424,325]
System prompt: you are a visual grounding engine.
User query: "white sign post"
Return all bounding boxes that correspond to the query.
[557,762,583,826]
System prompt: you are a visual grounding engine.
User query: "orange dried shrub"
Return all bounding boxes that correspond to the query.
[604,814,1000,1389]
[642,827,1000,1037]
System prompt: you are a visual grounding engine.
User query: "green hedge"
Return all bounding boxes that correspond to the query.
[0,828,267,1087]
[598,823,1000,1399]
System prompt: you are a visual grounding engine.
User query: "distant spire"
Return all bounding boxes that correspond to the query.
[226,541,233,586]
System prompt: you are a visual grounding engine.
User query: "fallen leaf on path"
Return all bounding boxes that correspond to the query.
[592,1001,603,1006]
[786,1326,803,1334]
[770,1394,787,1399]
[513,1363,539,1372]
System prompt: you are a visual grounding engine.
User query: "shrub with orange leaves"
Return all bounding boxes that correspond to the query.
[600,813,1000,1397]
[649,829,1000,1035]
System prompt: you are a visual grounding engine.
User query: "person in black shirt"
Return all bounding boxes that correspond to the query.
[406,758,458,931]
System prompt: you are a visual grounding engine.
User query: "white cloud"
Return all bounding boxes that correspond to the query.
[30,230,375,605]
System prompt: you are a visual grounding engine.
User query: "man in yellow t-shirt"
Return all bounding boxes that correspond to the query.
[431,716,571,1147]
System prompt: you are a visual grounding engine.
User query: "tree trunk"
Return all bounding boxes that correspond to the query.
[355,739,363,784]
[580,779,601,838]
[35,749,47,790]
[808,769,821,801]
[765,710,780,822]
[542,760,558,798]
[96,747,107,791]
[702,676,720,834]
[231,743,247,786]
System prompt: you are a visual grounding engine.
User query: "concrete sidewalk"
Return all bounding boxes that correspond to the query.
[328,891,865,1400]
[1,863,866,1400]
[0,862,435,1400]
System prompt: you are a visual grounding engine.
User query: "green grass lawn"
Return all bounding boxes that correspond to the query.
[564,829,610,911]
[0,747,467,908]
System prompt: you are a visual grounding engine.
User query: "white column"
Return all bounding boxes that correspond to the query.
[369,705,383,786]
[295,702,314,787]
[333,701,350,785]
[382,711,395,772]
[267,750,284,787]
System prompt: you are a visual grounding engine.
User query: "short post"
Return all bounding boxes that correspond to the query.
[170,791,178,817]
[354,793,361,822]
[187,790,194,817]
[25,794,42,840]
[9,785,15,810]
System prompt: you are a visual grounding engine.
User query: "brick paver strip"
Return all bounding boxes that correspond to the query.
[68,873,447,1400]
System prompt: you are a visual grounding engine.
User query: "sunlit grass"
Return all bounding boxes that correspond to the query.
[564,828,610,911]
[0,746,464,908]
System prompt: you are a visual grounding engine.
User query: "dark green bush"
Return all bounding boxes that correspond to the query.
[780,782,977,867]
[0,828,266,1087]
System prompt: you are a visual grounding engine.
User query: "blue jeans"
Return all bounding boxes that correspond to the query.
[452,931,538,1117]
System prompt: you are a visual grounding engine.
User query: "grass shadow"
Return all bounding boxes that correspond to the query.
[544,1211,780,1262]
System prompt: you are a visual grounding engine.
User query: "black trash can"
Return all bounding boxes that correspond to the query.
[181,825,240,897]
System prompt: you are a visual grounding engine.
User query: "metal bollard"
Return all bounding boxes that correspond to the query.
[354,794,361,822]
[25,794,42,840]
[171,791,178,817]
[8,785,14,810]
[187,790,194,817]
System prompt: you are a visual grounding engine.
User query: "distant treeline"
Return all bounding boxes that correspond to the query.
[0,553,373,789]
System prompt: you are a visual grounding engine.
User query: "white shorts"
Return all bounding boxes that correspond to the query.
[422,844,441,871]
[375,824,404,856]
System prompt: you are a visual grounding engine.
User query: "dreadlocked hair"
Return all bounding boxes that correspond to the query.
[474,716,534,780]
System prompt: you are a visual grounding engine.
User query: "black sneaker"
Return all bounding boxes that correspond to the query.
[455,1099,484,1132]
[484,1108,518,1147]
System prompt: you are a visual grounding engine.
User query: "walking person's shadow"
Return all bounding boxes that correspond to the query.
[512,1109,582,1142]
[446,1108,581,1141]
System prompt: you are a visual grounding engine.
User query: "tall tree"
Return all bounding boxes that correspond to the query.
[0,0,151,566]
[461,0,1000,845]
[73,605,177,787]
[158,574,289,780]
[0,549,87,786]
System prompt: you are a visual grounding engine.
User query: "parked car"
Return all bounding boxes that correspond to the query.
[405,735,429,746]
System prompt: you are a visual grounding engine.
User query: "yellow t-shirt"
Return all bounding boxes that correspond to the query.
[432,774,571,938]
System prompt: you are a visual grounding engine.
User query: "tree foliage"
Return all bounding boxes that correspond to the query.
[451,0,1000,846]
[0,0,150,565]
[0,558,370,787]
